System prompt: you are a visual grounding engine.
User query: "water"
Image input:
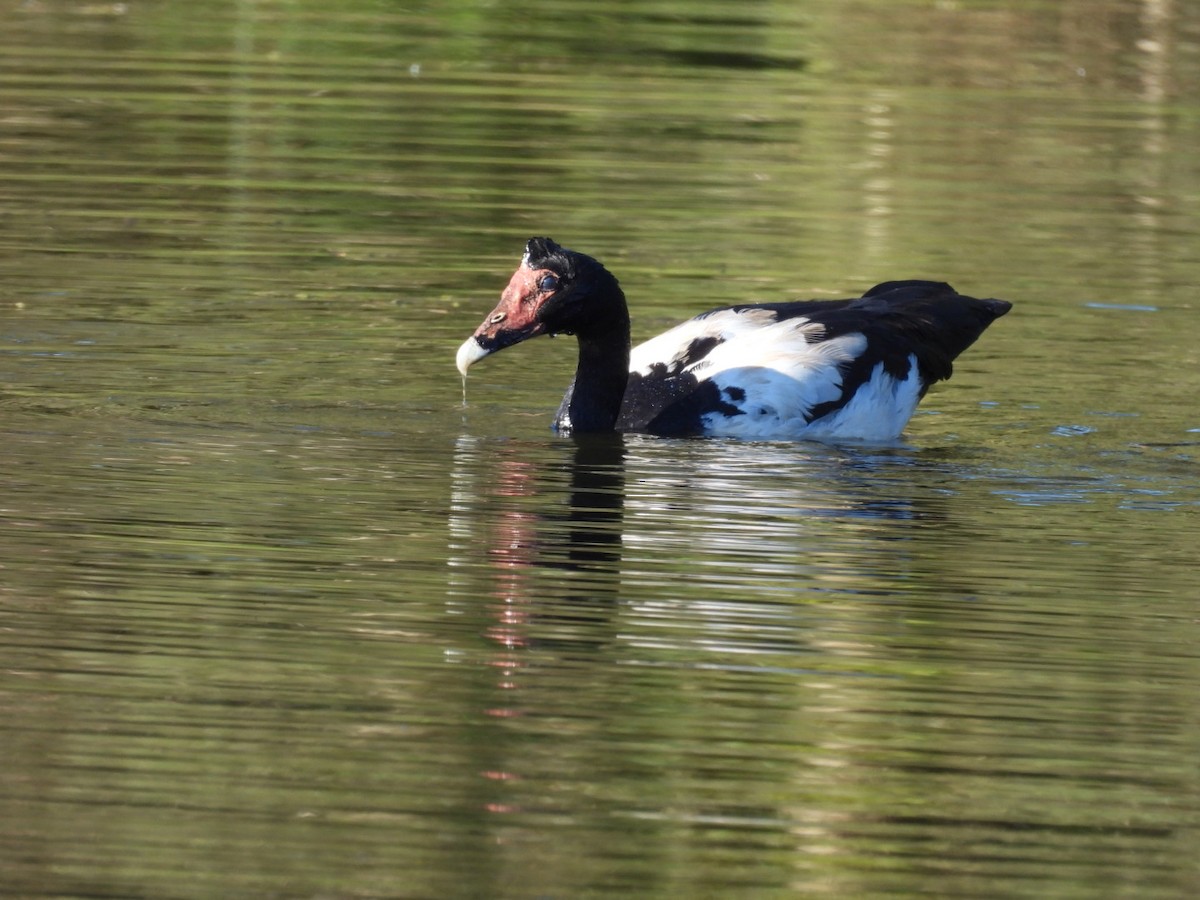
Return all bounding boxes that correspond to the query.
[4,1,1200,897]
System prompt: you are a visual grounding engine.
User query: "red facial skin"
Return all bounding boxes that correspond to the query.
[471,264,559,345]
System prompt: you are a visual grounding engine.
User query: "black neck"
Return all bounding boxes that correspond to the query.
[555,309,631,434]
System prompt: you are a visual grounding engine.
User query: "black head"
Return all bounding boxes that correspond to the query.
[522,236,573,272]
[456,237,628,375]
[519,237,626,332]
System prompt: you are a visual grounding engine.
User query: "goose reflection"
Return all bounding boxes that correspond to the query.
[448,434,627,654]
[448,431,989,829]
[448,433,960,660]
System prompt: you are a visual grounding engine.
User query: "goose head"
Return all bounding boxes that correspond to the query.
[456,237,627,376]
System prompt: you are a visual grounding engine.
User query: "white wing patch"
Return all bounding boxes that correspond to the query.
[696,318,865,436]
[708,350,922,441]
[628,309,925,440]
[630,308,781,376]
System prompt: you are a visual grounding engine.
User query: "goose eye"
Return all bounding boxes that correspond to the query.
[538,274,559,292]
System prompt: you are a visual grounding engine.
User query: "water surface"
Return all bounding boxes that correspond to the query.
[3,1,1200,897]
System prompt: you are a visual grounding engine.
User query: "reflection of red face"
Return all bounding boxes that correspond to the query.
[490,458,536,567]
[484,456,537,652]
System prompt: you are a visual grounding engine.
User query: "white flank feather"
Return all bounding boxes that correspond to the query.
[696,320,866,437]
[800,355,923,441]
[629,309,925,440]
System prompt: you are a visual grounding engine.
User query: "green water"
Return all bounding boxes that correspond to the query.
[3,1,1200,897]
